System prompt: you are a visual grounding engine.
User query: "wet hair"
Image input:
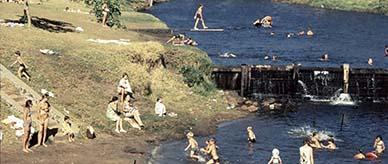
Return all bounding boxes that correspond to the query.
[376,135,383,140]
[25,99,33,108]
[15,51,21,56]
[64,116,70,121]
[303,137,311,145]
[122,73,128,78]
[358,149,363,153]
[328,138,335,143]
[312,132,318,136]
[199,4,203,7]
[109,96,119,103]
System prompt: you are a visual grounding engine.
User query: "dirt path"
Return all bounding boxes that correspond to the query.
[0,133,152,164]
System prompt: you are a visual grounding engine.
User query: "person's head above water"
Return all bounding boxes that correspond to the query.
[272,148,280,157]
[303,137,311,145]
[376,135,383,141]
[312,132,318,137]
[247,126,253,131]
[198,4,203,8]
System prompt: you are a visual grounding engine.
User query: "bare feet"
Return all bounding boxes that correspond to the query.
[27,148,33,152]
[120,129,127,133]
[115,129,120,134]
[23,149,29,153]
[42,144,48,147]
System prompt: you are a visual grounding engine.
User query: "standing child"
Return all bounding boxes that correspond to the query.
[184,131,200,160]
[247,126,256,143]
[268,148,282,164]
[10,51,31,81]
[193,4,208,30]
[62,116,75,142]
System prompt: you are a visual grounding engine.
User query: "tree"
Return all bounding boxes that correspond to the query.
[88,0,122,27]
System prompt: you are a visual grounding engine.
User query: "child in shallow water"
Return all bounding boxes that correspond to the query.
[247,126,256,143]
[184,131,200,160]
[268,148,282,164]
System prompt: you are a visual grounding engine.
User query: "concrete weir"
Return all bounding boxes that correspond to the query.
[212,64,388,102]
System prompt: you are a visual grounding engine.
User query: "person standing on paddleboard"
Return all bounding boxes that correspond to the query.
[193,4,208,30]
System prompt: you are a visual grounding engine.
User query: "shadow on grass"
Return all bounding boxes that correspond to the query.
[31,16,75,33]
[5,16,76,33]
[29,128,59,147]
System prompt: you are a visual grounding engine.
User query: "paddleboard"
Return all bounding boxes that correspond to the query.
[190,28,224,32]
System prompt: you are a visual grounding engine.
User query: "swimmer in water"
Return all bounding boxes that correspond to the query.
[320,54,329,61]
[306,28,314,36]
[374,135,385,155]
[184,131,200,160]
[202,138,220,164]
[268,148,282,164]
[253,16,272,28]
[247,126,256,143]
[354,149,366,160]
[309,132,321,149]
[321,138,336,150]
[300,137,314,164]
[385,45,388,57]
[193,4,208,30]
[368,58,373,65]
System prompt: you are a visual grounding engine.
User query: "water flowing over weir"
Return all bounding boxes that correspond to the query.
[212,64,388,102]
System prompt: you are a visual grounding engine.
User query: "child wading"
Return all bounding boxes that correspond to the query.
[184,131,200,160]
[193,4,208,30]
[268,148,282,164]
[247,126,256,143]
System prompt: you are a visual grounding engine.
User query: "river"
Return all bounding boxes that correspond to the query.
[148,0,388,163]
[149,0,388,68]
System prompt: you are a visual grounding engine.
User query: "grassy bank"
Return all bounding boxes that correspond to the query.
[274,0,388,15]
[0,0,245,152]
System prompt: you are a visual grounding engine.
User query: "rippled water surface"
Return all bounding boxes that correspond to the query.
[149,0,388,68]
[152,104,388,163]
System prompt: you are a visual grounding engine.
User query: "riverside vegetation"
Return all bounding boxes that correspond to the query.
[274,0,388,15]
[0,0,245,162]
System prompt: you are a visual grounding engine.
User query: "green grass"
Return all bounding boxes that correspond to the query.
[0,0,244,143]
[275,0,388,15]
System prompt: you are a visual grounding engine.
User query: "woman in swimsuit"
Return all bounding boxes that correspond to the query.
[10,51,31,81]
[268,148,282,164]
[23,99,33,153]
[193,4,208,30]
[374,135,385,155]
[102,1,109,26]
[106,96,126,133]
[123,96,144,130]
[37,94,50,147]
[184,131,200,160]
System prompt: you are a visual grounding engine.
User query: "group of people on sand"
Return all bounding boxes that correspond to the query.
[106,73,145,133]
[20,93,74,153]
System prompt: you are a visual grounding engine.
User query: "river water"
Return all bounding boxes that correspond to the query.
[151,103,388,163]
[148,0,388,163]
[149,0,388,68]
